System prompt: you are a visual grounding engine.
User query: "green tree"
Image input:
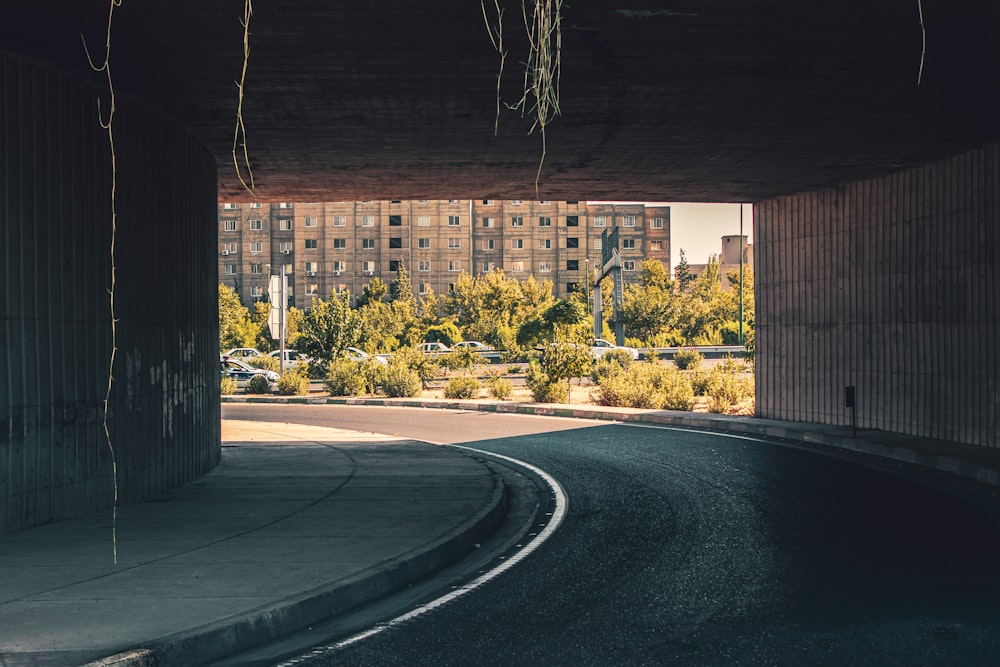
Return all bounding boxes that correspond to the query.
[296,292,361,363]
[218,283,259,351]
[674,249,694,293]
[356,276,388,308]
[390,262,416,305]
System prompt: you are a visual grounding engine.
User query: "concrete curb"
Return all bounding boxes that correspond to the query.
[224,395,1000,490]
[85,461,508,667]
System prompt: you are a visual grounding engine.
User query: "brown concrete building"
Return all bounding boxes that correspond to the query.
[218,200,671,309]
[689,234,754,291]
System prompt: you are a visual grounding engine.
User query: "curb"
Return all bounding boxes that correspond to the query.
[86,459,509,667]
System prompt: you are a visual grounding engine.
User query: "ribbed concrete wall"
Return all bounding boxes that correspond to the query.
[756,146,1000,448]
[1,55,221,534]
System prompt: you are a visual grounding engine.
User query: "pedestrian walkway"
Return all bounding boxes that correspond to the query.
[0,422,505,667]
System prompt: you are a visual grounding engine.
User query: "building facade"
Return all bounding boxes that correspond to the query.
[688,234,755,291]
[218,200,671,309]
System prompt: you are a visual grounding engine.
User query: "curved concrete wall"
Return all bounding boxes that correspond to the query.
[1,55,220,533]
[756,146,1000,448]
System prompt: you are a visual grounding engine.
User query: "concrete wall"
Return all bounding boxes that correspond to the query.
[1,55,221,534]
[756,146,1000,448]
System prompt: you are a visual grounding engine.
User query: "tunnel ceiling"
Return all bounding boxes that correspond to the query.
[5,1,1000,202]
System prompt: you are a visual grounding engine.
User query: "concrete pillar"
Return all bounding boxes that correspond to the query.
[755,145,1000,448]
[1,54,221,534]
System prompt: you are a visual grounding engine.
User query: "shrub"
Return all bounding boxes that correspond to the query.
[277,368,310,396]
[441,347,486,372]
[220,376,237,395]
[592,348,634,382]
[246,374,272,395]
[380,362,423,397]
[689,369,712,396]
[444,375,481,399]
[485,373,513,400]
[324,358,367,396]
[719,320,742,345]
[425,321,462,346]
[525,360,568,403]
[673,347,703,370]
[596,363,694,410]
[703,364,755,414]
[646,330,685,349]
[245,355,280,372]
[391,346,441,387]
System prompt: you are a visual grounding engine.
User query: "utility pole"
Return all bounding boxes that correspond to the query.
[739,205,744,346]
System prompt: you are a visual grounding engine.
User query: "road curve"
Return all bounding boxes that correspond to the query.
[222,404,1000,666]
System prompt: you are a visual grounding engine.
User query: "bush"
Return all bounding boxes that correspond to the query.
[245,355,280,372]
[324,358,368,396]
[673,347,703,370]
[596,363,694,410]
[444,376,481,399]
[592,348,634,382]
[425,321,462,346]
[704,365,755,414]
[689,369,712,396]
[220,376,237,395]
[380,362,423,398]
[277,368,310,396]
[391,346,441,387]
[246,374,272,395]
[485,373,513,400]
[525,360,568,403]
[719,320,742,346]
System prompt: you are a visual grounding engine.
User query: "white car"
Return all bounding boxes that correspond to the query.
[267,349,311,364]
[452,341,501,360]
[346,346,388,365]
[417,342,452,356]
[220,357,279,388]
[223,347,264,360]
[590,338,640,361]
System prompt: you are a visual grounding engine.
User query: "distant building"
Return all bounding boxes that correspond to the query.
[218,200,671,309]
[688,234,753,291]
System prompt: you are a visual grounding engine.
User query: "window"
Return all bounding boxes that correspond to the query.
[224,264,236,275]
[566,215,579,227]
[251,286,264,298]
[389,237,402,249]
[389,260,400,272]
[448,260,461,272]
[389,215,402,226]
[227,242,237,253]
[250,241,262,254]
[250,202,262,209]
[593,216,607,228]
[482,199,494,205]
[538,262,552,273]
[251,263,262,274]
[417,215,431,227]
[538,216,551,227]
[418,261,431,272]
[567,238,579,249]
[623,215,637,227]
[539,200,551,205]
[567,260,579,271]
[483,239,495,250]
[511,216,524,227]
[567,283,579,294]
[448,215,461,226]
[306,284,319,296]
[567,201,579,205]
[305,262,318,273]
[305,239,318,249]
[650,240,663,251]
[223,220,237,231]
[482,217,494,228]
[418,238,431,249]
[417,199,428,204]
[278,219,293,231]
[363,261,375,274]
[249,219,262,231]
[284,264,293,274]
[390,200,402,204]
[651,217,664,229]
[278,202,292,209]
[482,262,492,272]
[419,283,430,295]
[332,215,347,227]
[622,239,636,250]
[448,238,461,249]
[279,241,293,253]
[511,261,525,272]
[332,261,345,273]
[334,284,347,295]
[623,260,636,271]
[511,200,523,206]
[510,238,524,249]
[223,203,237,210]
[538,239,552,249]
[361,215,375,227]
[362,238,376,249]
[304,216,318,228]
[333,238,346,249]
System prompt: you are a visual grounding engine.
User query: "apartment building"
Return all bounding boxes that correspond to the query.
[218,200,671,309]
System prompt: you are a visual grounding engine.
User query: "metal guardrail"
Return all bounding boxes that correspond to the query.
[639,345,747,361]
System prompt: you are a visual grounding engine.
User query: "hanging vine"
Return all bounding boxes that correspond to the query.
[484,0,564,197]
[82,0,123,565]
[233,0,256,196]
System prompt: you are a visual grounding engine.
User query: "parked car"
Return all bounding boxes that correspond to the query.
[346,346,388,365]
[452,340,501,360]
[591,338,640,361]
[223,347,264,360]
[417,341,452,356]
[221,357,279,388]
[267,349,311,364]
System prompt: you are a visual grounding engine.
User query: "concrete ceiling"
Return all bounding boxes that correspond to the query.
[5,1,999,202]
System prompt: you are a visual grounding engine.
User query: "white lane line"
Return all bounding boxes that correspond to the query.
[277,446,567,664]
[621,422,769,443]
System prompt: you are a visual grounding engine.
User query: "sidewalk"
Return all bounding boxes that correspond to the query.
[0,422,506,667]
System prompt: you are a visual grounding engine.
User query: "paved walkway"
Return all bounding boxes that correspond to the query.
[4,401,998,667]
[0,422,505,667]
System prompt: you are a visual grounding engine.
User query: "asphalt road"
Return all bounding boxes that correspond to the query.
[222,404,1000,666]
